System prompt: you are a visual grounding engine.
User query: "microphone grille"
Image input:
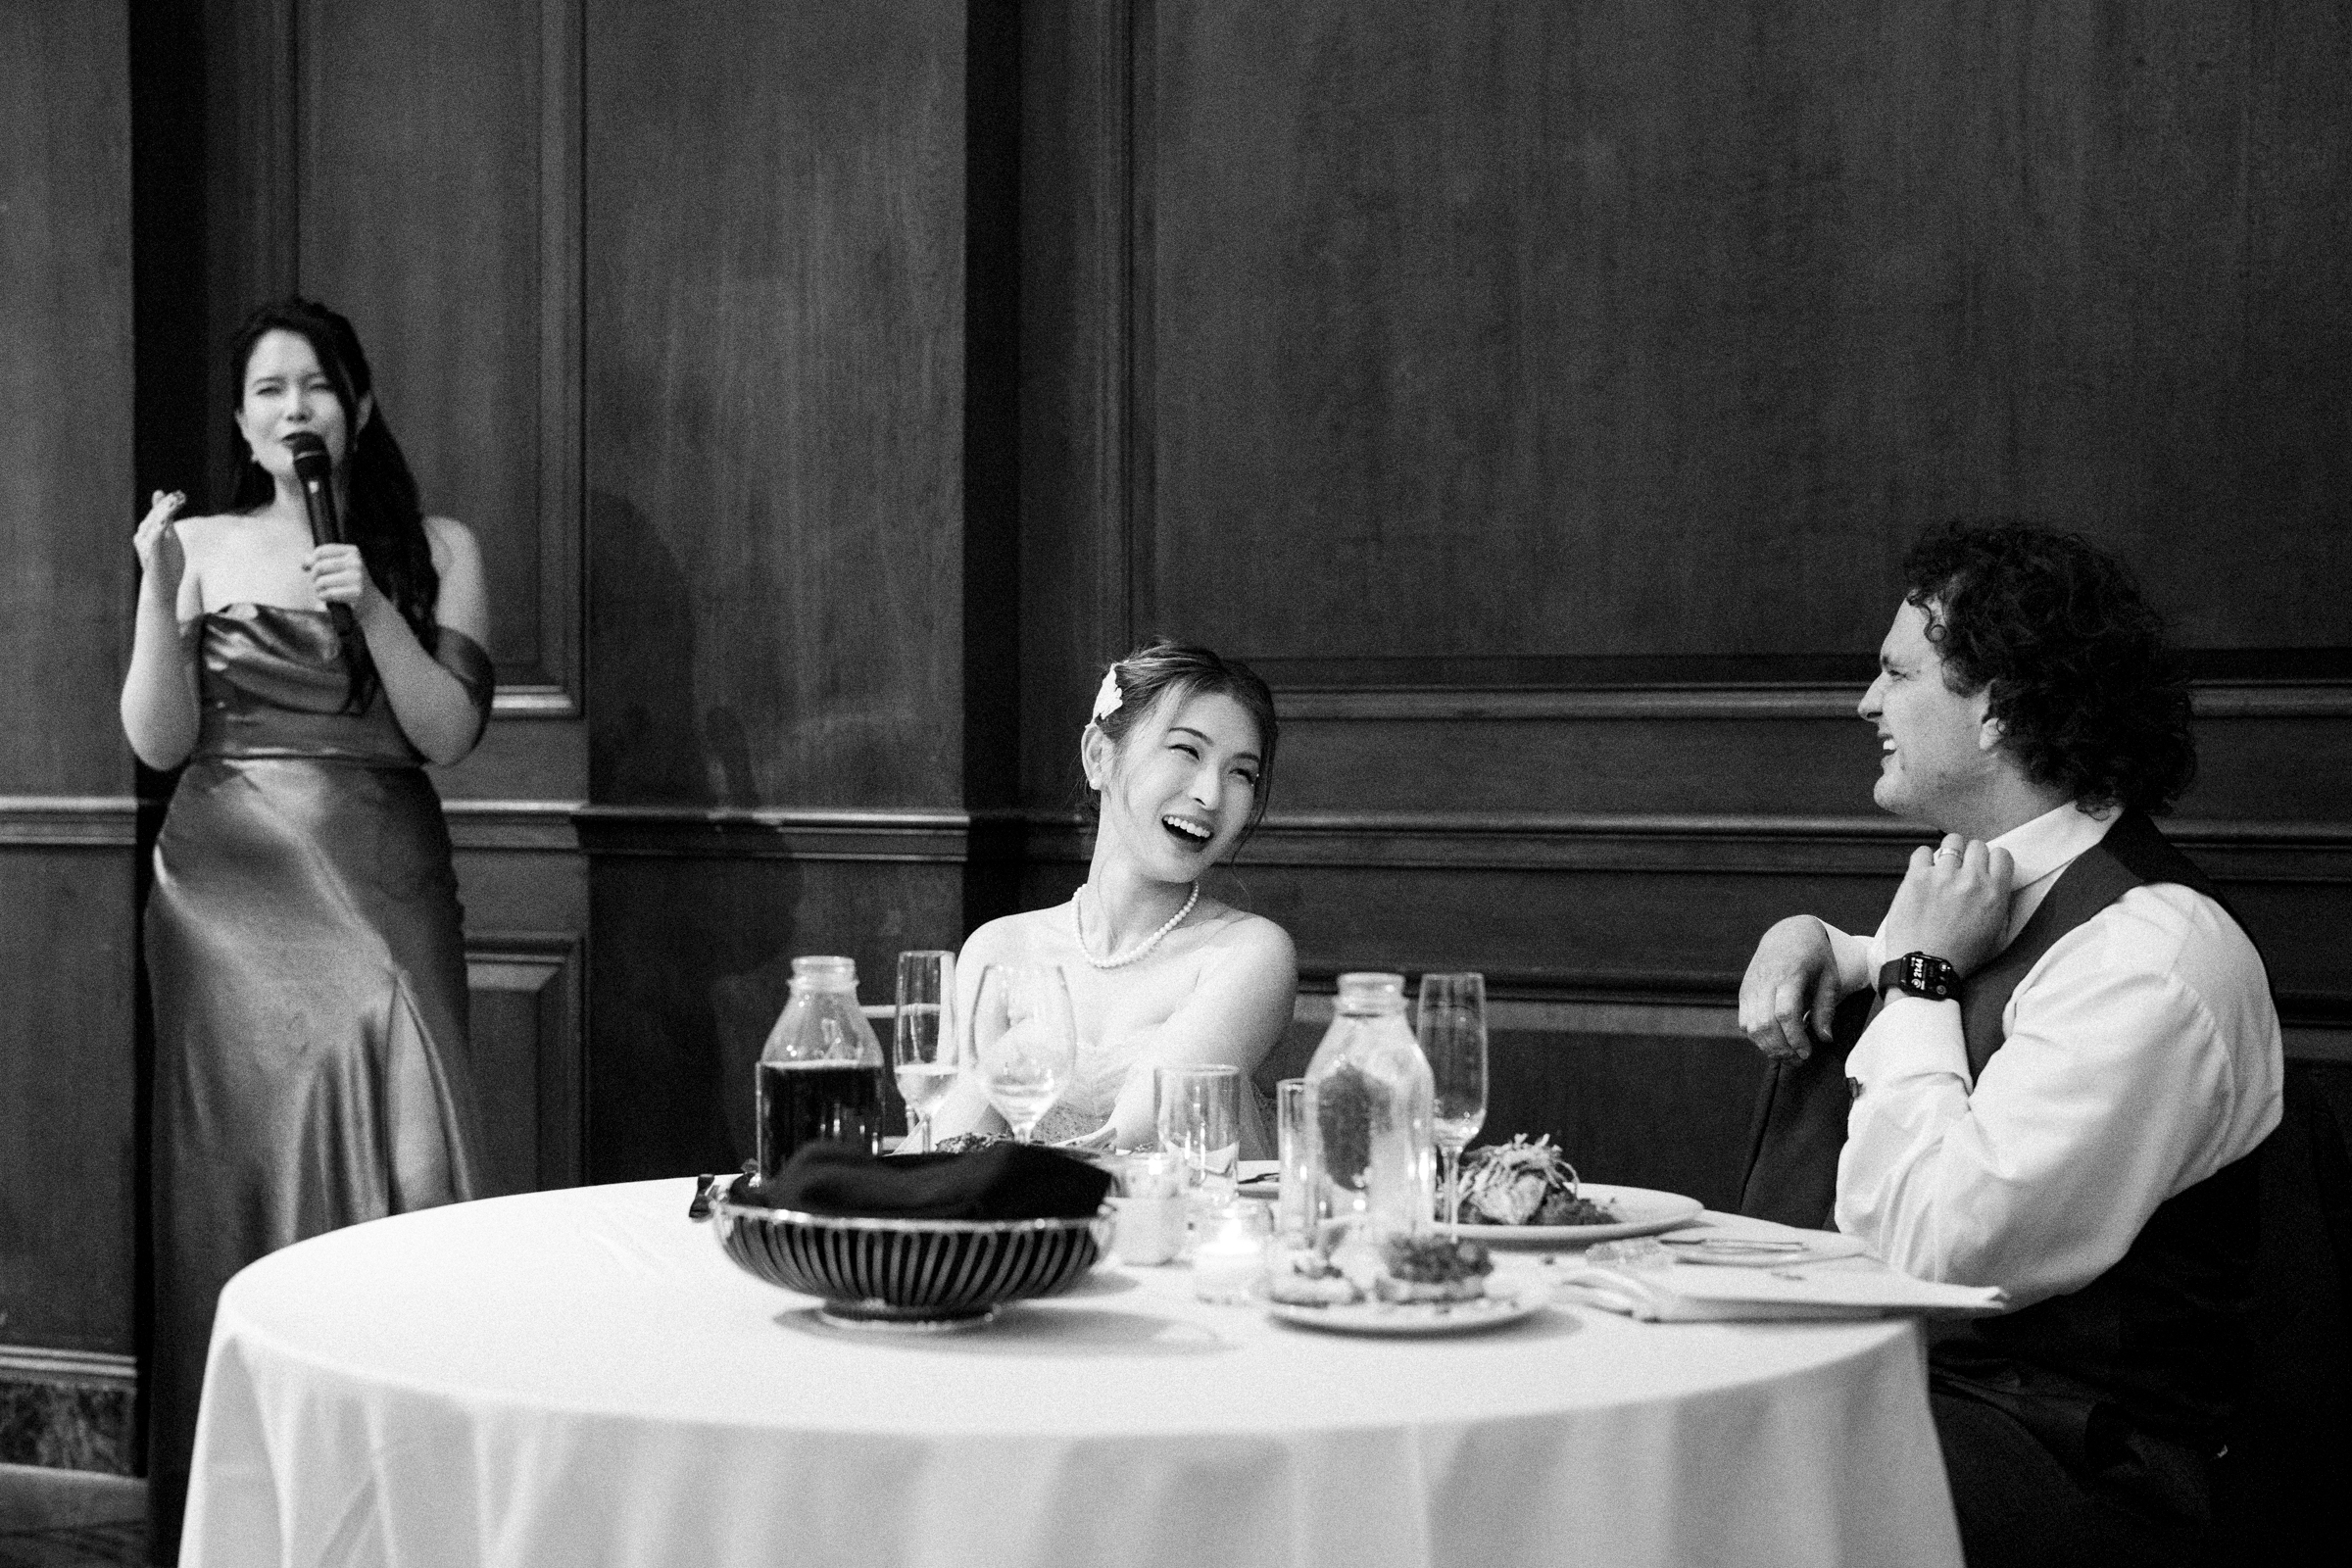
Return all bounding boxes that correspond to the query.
[286,431,332,479]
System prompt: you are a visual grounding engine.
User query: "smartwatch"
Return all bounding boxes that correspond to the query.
[1878,952,1961,1003]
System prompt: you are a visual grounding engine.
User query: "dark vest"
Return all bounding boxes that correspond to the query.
[1739,812,2267,1451]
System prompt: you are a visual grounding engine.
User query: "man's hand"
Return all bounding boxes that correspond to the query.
[1880,834,2015,978]
[1740,915,1845,1063]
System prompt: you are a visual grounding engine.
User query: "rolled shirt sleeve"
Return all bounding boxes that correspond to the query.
[1834,884,2280,1308]
[1822,921,1879,1000]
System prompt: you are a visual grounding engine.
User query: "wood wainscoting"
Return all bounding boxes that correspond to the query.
[1027,801,2352,1214]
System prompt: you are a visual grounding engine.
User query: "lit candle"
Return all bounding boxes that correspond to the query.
[1192,1201,1271,1303]
[1112,1152,1187,1265]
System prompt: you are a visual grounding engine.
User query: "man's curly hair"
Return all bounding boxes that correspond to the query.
[1902,521,2196,815]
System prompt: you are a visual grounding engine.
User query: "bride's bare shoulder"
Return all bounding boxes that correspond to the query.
[1197,907,1296,971]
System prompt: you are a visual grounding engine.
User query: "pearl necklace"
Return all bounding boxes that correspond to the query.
[1073,882,1198,969]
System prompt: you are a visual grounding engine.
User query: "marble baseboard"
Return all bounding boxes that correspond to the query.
[0,1367,136,1477]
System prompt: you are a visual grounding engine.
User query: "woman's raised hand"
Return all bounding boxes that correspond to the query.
[134,490,188,601]
[305,543,380,617]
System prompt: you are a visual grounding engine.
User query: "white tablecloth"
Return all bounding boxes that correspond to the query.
[182,1180,1961,1568]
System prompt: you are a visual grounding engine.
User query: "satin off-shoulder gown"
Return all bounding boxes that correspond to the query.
[145,604,493,1556]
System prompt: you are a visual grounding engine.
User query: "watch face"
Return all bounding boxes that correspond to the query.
[1886,953,1956,1001]
[1913,955,1954,999]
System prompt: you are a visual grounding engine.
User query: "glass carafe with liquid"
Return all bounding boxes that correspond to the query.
[756,956,887,1180]
[1301,971,1435,1243]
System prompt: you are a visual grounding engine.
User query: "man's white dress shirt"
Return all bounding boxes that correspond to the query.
[1820,804,2283,1308]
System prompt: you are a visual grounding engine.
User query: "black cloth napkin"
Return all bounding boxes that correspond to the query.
[741,1142,1112,1221]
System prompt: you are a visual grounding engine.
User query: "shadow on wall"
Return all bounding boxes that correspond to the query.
[586,492,804,1178]
[589,490,710,806]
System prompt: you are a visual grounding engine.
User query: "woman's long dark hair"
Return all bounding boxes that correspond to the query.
[226,299,441,688]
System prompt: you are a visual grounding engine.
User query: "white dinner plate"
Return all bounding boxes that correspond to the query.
[1434,1183,1705,1248]
[1258,1277,1551,1337]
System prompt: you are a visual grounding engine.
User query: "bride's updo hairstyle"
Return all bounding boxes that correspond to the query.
[1088,639,1280,839]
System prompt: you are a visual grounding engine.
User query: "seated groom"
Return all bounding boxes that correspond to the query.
[1735,522,2281,1567]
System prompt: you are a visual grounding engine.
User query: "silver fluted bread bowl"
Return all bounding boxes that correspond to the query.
[710,1182,1112,1332]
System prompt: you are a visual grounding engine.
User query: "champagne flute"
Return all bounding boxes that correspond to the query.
[892,950,956,1152]
[1417,972,1489,1225]
[969,963,1076,1144]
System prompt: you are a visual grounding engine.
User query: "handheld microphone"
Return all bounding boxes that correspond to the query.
[285,431,359,645]
[285,432,343,548]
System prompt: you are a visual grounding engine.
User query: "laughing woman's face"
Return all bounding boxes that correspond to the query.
[1092,688,1263,883]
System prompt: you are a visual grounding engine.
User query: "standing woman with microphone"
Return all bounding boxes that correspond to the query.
[121,298,492,1559]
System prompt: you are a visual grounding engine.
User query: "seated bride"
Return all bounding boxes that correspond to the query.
[927,641,1298,1159]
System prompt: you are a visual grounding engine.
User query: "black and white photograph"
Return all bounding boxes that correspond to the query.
[1,3,2347,1565]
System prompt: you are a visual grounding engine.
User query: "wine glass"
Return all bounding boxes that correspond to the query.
[968,964,1076,1144]
[892,950,956,1152]
[1416,972,1489,1225]
[1154,1063,1242,1207]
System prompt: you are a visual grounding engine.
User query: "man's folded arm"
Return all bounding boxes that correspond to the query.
[1820,920,1878,998]
[1834,916,2256,1306]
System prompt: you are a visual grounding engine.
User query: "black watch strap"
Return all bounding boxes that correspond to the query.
[1877,952,1960,1003]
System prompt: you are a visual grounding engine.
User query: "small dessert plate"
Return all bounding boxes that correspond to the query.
[1258,1278,1551,1337]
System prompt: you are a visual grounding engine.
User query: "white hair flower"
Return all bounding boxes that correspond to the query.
[1091,665,1125,724]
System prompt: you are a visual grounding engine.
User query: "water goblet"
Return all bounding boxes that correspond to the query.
[1416,972,1489,1225]
[892,950,956,1152]
[969,963,1076,1144]
[1274,1077,1316,1241]
[1154,1063,1242,1208]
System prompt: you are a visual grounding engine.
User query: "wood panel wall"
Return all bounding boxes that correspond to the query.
[576,0,1005,1178]
[0,0,137,1350]
[0,0,140,1450]
[1142,0,2352,669]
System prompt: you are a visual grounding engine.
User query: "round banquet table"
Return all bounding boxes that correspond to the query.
[180,1179,1962,1568]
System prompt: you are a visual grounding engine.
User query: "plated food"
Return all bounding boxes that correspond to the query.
[1423,1138,1706,1249]
[1374,1235,1496,1303]
[1260,1235,1546,1336]
[1436,1184,1707,1248]
[1266,1232,1494,1307]
[1447,1135,1616,1227]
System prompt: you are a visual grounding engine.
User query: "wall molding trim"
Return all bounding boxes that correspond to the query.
[0,1347,137,1474]
[466,929,585,1191]
[1286,961,2352,1032]
[572,805,1013,862]
[0,1347,136,1387]
[1220,811,2352,880]
[561,803,2352,878]
[34,796,2338,878]
[444,798,583,853]
[1292,987,1741,1039]
[1275,682,2352,722]
[0,797,139,848]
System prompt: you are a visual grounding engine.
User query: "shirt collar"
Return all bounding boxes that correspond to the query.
[1991,800,2117,896]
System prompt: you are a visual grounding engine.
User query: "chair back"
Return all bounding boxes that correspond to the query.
[2207,1060,2352,1566]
